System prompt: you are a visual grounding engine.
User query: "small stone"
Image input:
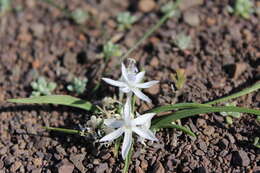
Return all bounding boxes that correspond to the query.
[231,150,250,167]
[233,63,248,80]
[141,160,148,170]
[179,0,204,10]
[183,10,200,26]
[69,153,86,172]
[10,161,22,172]
[196,118,207,128]
[138,0,156,13]
[195,166,207,173]
[136,166,144,173]
[226,133,236,144]
[203,126,215,136]
[31,168,42,173]
[150,57,159,67]
[153,161,165,173]
[63,52,77,71]
[30,23,45,37]
[198,140,207,152]
[101,153,111,160]
[33,158,42,167]
[94,163,108,173]
[56,159,74,173]
[195,150,205,156]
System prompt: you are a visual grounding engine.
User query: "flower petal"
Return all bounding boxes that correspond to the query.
[102,78,126,87]
[132,127,158,141]
[119,87,131,93]
[121,63,129,83]
[104,119,124,128]
[131,113,156,126]
[121,129,132,160]
[123,97,131,123]
[131,87,151,103]
[134,71,145,83]
[99,128,124,142]
[135,80,159,88]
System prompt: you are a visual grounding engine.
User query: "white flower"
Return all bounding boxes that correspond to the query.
[99,98,158,159]
[102,62,159,103]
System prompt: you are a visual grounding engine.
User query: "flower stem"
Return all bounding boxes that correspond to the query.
[43,126,80,134]
[120,0,181,61]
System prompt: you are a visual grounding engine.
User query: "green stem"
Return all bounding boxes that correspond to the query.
[120,0,180,61]
[123,142,133,173]
[206,82,260,105]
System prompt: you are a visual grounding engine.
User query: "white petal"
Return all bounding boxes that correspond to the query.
[121,129,132,160]
[135,81,159,88]
[119,87,131,93]
[132,127,158,141]
[123,97,131,123]
[131,113,156,126]
[131,87,151,103]
[134,71,145,83]
[121,63,129,82]
[102,78,126,87]
[104,119,124,128]
[99,128,124,142]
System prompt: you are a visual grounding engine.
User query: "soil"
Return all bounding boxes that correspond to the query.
[0,0,259,173]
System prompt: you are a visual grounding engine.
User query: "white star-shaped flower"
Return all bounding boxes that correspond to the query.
[102,63,159,103]
[99,98,158,160]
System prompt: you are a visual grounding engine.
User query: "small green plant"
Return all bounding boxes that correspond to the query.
[116,12,137,31]
[102,41,122,61]
[0,0,11,16]
[30,77,57,97]
[67,77,87,94]
[161,1,181,18]
[174,33,192,50]
[253,137,260,148]
[220,102,242,124]
[171,69,186,90]
[71,9,89,24]
[228,0,254,19]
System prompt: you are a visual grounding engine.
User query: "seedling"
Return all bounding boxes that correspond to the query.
[67,77,87,94]
[174,33,192,50]
[71,9,89,24]
[0,0,11,16]
[171,69,186,90]
[228,0,254,19]
[220,102,241,124]
[116,12,137,31]
[30,77,56,97]
[161,1,181,18]
[102,41,122,61]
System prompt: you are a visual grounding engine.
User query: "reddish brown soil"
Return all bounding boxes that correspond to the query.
[0,0,259,172]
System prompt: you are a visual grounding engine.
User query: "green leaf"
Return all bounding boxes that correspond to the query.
[43,126,79,134]
[206,82,260,105]
[148,103,211,114]
[152,106,260,129]
[8,95,93,111]
[155,123,196,137]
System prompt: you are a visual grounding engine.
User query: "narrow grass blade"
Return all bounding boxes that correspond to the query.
[152,106,260,129]
[156,123,196,137]
[8,95,93,111]
[148,103,211,114]
[43,126,79,134]
[206,82,260,105]
[114,137,122,158]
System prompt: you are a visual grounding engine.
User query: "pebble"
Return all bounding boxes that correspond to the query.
[198,140,207,152]
[231,150,250,167]
[69,153,86,172]
[183,10,200,26]
[153,161,165,173]
[146,83,160,95]
[196,119,207,128]
[94,163,108,173]
[56,159,74,173]
[10,161,22,172]
[179,0,204,10]
[138,0,156,13]
[203,126,215,136]
[218,138,229,149]
[30,23,45,38]
[195,149,205,156]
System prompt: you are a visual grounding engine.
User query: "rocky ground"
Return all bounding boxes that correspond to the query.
[0,0,259,172]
